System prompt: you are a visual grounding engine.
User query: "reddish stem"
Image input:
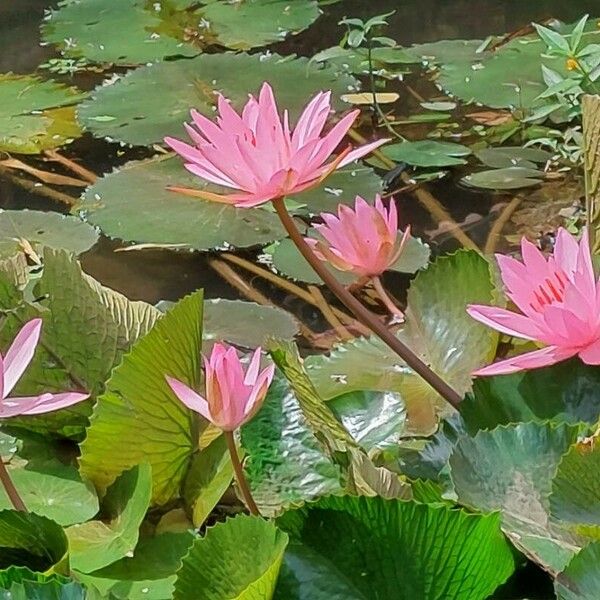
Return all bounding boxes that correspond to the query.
[224,430,260,516]
[0,460,26,512]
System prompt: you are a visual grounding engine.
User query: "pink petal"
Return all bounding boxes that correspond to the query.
[165,376,211,422]
[473,345,577,376]
[0,396,46,418]
[337,138,389,167]
[244,347,263,386]
[243,363,275,422]
[12,392,89,416]
[553,227,579,275]
[292,91,331,149]
[579,337,600,364]
[4,319,42,396]
[466,305,542,341]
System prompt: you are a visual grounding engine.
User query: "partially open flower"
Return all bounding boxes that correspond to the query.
[468,228,600,375]
[306,195,410,278]
[166,343,275,431]
[0,319,89,418]
[165,82,387,207]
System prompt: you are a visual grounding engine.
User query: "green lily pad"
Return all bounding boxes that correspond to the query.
[475,146,553,169]
[79,291,203,505]
[66,464,152,573]
[0,567,86,600]
[78,53,358,147]
[173,515,288,600]
[269,232,430,284]
[449,422,582,574]
[555,542,600,600]
[0,465,98,527]
[0,210,98,259]
[201,0,320,50]
[0,511,69,574]
[0,74,83,155]
[462,167,545,190]
[76,531,195,600]
[381,140,472,167]
[406,39,484,65]
[275,495,514,600]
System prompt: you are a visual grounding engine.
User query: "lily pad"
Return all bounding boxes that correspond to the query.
[449,422,582,574]
[555,542,600,600]
[382,140,472,167]
[475,146,553,169]
[78,52,358,147]
[406,39,484,65]
[0,210,98,259]
[0,74,83,155]
[462,167,545,190]
[269,232,430,285]
[0,567,86,599]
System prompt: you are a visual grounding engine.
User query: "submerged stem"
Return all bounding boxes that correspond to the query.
[0,460,26,512]
[272,197,462,409]
[372,276,404,321]
[224,430,259,517]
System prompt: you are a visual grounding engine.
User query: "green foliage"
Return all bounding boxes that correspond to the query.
[0,74,83,154]
[276,495,515,599]
[555,542,600,600]
[79,291,202,505]
[0,567,86,600]
[173,515,288,600]
[382,140,472,167]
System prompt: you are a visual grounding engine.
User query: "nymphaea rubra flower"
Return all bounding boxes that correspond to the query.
[306,195,410,278]
[166,343,275,431]
[468,228,600,375]
[0,319,89,418]
[164,82,387,207]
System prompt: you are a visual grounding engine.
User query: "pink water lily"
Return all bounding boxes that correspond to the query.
[468,228,600,375]
[0,319,89,418]
[166,343,275,431]
[164,82,387,207]
[306,195,410,278]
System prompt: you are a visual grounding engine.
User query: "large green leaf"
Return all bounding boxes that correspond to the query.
[241,374,343,517]
[0,74,83,154]
[461,359,600,434]
[0,464,98,526]
[66,464,152,573]
[381,140,471,167]
[78,53,358,146]
[0,511,68,574]
[77,532,194,600]
[555,542,600,600]
[307,250,498,434]
[79,291,202,504]
[449,422,582,573]
[182,435,233,527]
[173,515,288,600]
[0,210,98,259]
[275,495,514,599]
[0,567,85,600]
[269,233,430,285]
[550,438,600,538]
[0,249,159,438]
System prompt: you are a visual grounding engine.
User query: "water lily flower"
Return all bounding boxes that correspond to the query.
[166,343,275,431]
[306,195,410,278]
[0,319,89,418]
[467,228,600,375]
[165,82,387,207]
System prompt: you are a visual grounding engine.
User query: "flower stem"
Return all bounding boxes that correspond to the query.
[224,430,259,516]
[0,460,26,512]
[272,197,462,409]
[372,276,404,321]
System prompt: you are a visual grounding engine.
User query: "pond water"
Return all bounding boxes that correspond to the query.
[0,0,596,308]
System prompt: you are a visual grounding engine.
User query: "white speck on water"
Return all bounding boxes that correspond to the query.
[324,187,343,196]
[330,374,348,384]
[150,32,160,40]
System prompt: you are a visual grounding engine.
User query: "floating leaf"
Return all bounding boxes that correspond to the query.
[449,422,582,573]
[76,531,195,600]
[270,233,430,284]
[341,92,400,104]
[555,542,600,600]
[78,53,358,146]
[275,495,514,600]
[382,140,472,167]
[183,435,233,527]
[462,167,545,190]
[241,374,343,516]
[0,210,98,259]
[406,39,484,64]
[66,464,152,573]
[0,74,83,155]
[0,465,98,527]
[0,511,68,574]
[173,515,288,600]
[475,146,552,169]
[79,291,202,505]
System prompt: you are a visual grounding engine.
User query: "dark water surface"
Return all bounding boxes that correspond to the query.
[0,0,596,305]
